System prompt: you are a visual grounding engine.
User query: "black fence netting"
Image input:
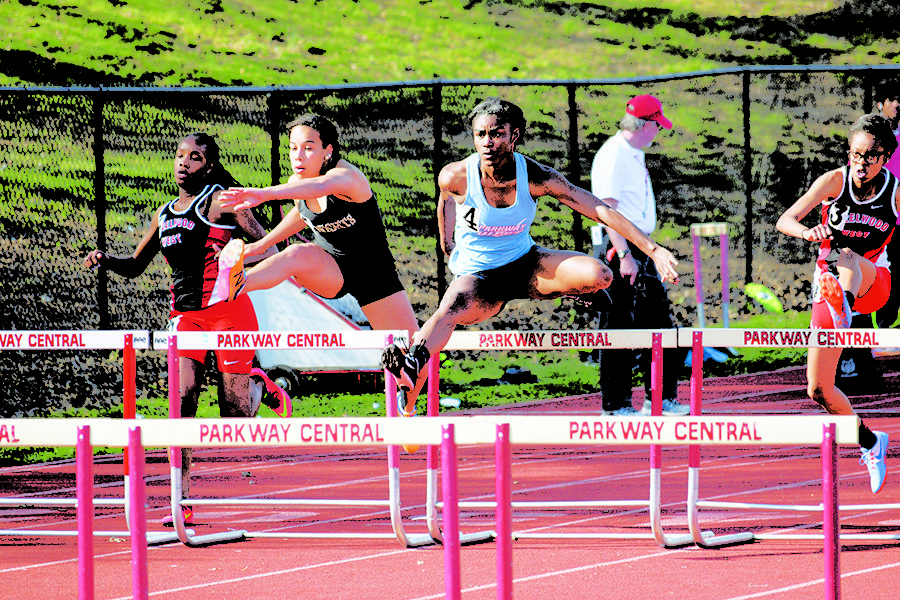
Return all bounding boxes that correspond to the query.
[1,66,897,416]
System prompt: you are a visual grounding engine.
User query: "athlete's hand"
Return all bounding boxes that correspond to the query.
[650,246,680,285]
[618,253,639,285]
[219,187,266,211]
[244,240,265,258]
[83,249,105,270]
[801,224,833,242]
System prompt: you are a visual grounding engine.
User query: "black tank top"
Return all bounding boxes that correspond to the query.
[821,167,899,261]
[297,193,395,261]
[158,184,238,312]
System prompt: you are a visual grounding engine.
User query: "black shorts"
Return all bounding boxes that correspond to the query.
[469,245,540,303]
[332,250,405,306]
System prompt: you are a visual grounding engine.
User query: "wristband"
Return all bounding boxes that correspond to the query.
[616,248,631,259]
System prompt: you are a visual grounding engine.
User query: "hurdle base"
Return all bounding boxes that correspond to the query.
[694,531,756,548]
[147,530,189,545]
[406,532,441,548]
[460,530,496,546]
[180,529,248,547]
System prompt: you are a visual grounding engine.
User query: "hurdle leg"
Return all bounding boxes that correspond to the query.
[128,427,149,600]
[496,423,513,600]
[686,331,754,547]
[719,231,731,329]
[385,364,435,547]
[647,334,694,548]
[166,335,246,547]
[76,426,94,600]
[426,356,443,543]
[423,355,495,546]
[692,229,706,328]
[123,333,181,545]
[442,424,461,600]
[823,423,841,600]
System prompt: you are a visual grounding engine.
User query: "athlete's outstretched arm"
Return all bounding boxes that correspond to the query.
[82,207,161,278]
[527,159,679,283]
[218,163,372,210]
[244,206,308,259]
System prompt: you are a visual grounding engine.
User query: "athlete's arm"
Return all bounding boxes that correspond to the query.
[437,161,466,256]
[527,159,679,283]
[244,206,308,259]
[218,161,373,210]
[83,207,161,277]
[776,169,842,242]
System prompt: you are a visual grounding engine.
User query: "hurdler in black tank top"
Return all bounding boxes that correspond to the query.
[297,193,396,262]
[296,193,403,305]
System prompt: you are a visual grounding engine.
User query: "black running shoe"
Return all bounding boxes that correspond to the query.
[381,343,428,391]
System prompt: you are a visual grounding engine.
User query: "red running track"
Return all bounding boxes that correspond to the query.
[1,358,899,599]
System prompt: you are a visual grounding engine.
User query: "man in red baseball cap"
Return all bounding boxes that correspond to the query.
[626,94,673,130]
[590,92,687,417]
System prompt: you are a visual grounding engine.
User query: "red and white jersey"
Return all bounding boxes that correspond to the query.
[820,166,899,264]
[158,184,238,312]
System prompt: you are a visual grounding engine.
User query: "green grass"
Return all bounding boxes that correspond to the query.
[1,1,894,89]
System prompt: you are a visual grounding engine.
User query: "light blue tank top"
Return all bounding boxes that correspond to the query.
[449,152,537,275]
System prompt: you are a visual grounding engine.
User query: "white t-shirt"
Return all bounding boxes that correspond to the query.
[590,131,656,235]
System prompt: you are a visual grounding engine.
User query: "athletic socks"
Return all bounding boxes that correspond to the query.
[859,422,877,450]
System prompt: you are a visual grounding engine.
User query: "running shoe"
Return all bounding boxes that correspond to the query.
[161,505,194,527]
[250,367,292,418]
[816,270,851,329]
[214,238,246,303]
[381,343,428,392]
[641,398,690,416]
[860,431,889,494]
[604,406,641,416]
[397,389,419,454]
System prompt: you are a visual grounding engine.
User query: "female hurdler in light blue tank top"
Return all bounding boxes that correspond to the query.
[449,152,537,275]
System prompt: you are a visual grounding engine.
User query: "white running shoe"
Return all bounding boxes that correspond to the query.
[641,398,690,416]
[860,431,889,494]
[604,406,641,416]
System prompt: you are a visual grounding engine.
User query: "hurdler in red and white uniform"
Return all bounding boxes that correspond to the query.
[812,166,900,327]
[159,183,257,373]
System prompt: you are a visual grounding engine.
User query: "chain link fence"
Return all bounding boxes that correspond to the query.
[1,66,897,416]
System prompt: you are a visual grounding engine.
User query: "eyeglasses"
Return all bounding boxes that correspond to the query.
[849,151,883,165]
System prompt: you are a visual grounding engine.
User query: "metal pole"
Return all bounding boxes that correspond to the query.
[742,71,753,285]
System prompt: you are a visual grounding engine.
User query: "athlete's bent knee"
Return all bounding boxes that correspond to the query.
[808,384,828,408]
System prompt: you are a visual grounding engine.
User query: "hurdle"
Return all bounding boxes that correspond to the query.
[691,222,731,328]
[682,327,900,544]
[0,410,861,600]
[156,329,442,547]
[480,414,857,600]
[429,328,700,548]
[0,330,180,545]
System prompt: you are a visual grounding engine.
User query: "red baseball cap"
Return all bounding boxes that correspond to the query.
[626,94,673,129]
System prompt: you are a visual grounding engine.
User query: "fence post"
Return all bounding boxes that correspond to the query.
[267,90,282,187]
[92,90,109,329]
[566,83,585,252]
[432,83,446,301]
